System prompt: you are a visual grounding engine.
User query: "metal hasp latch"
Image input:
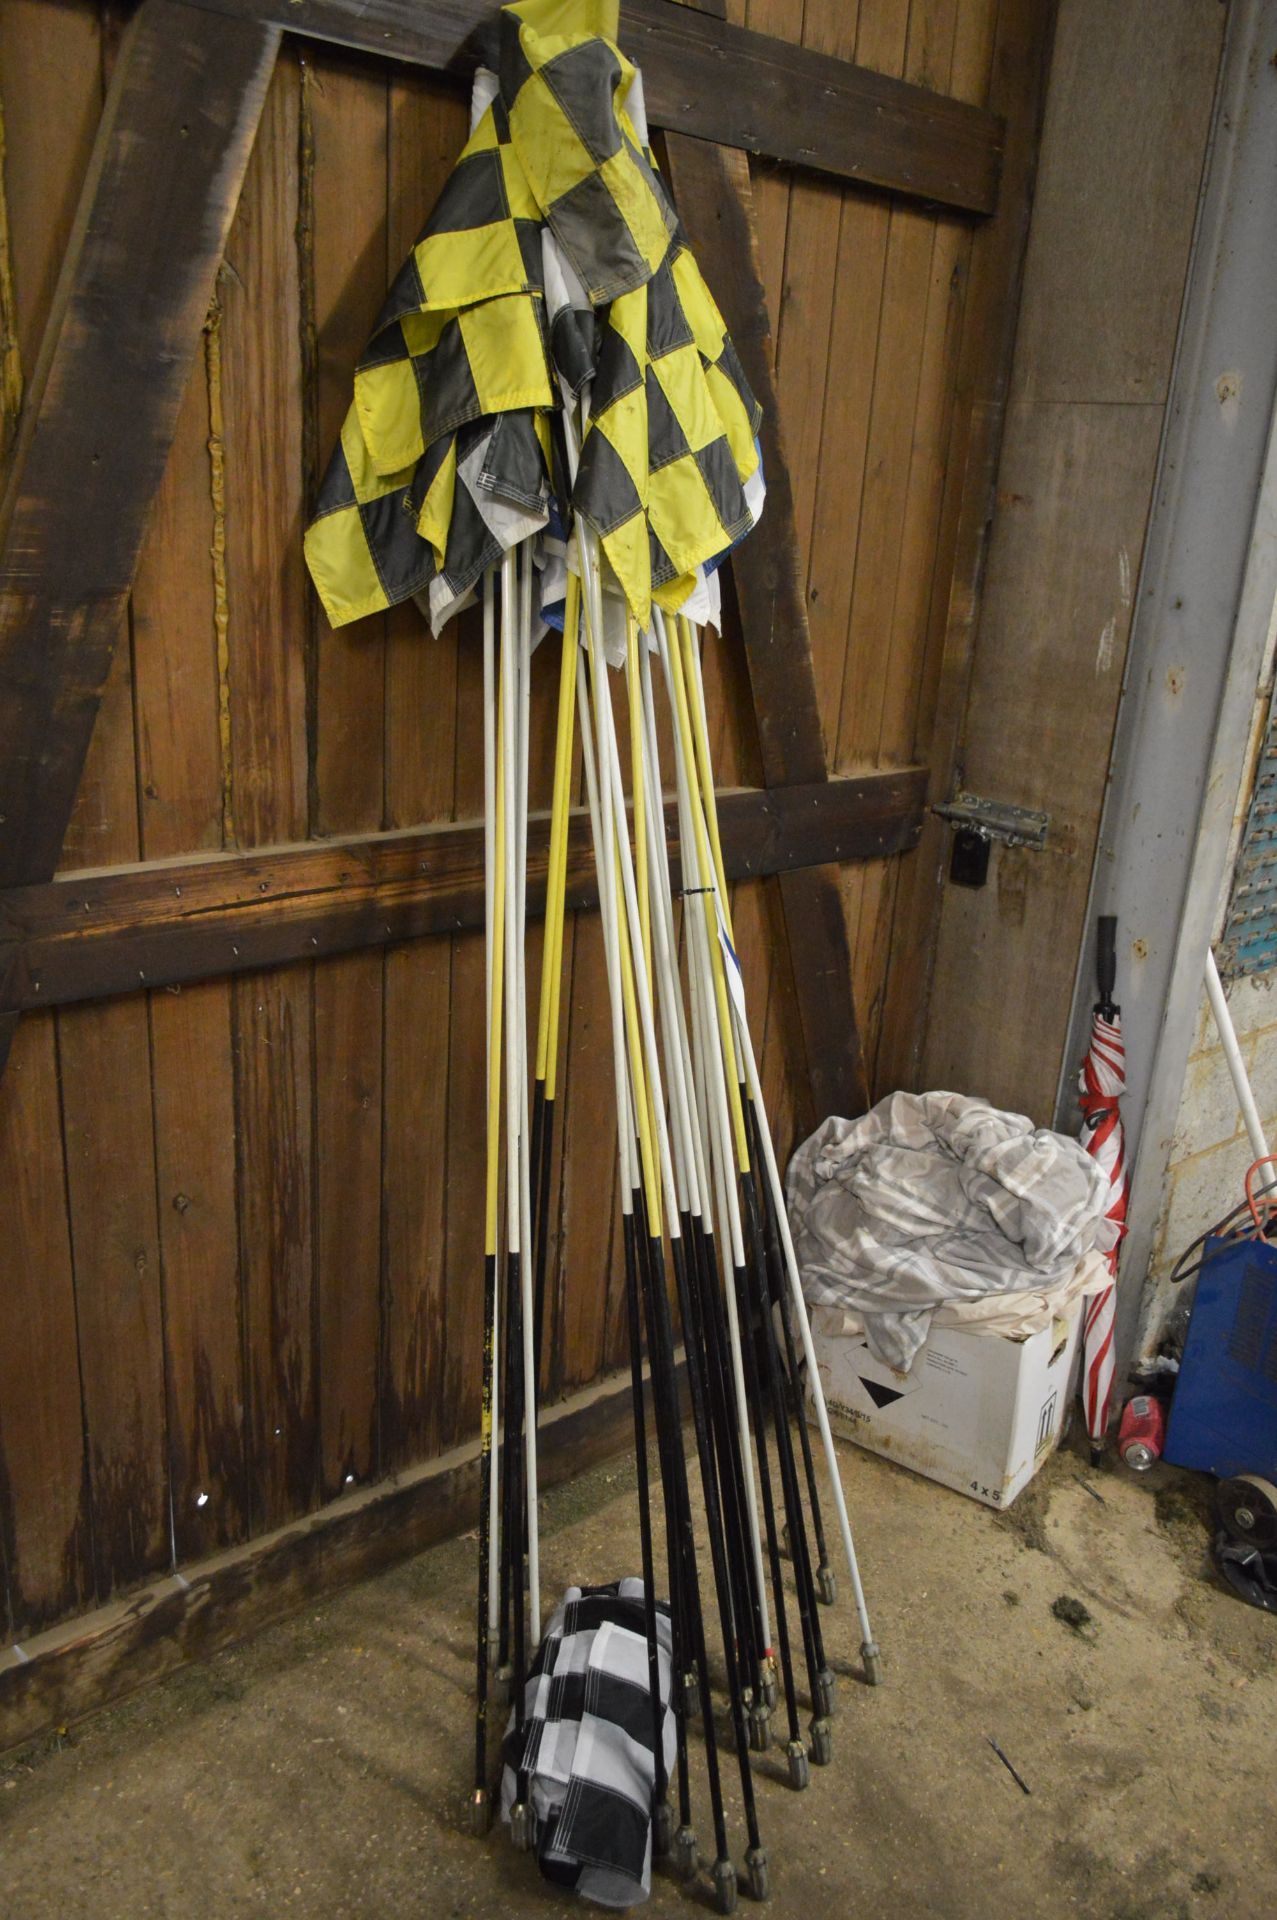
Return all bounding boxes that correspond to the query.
[933,790,1050,889]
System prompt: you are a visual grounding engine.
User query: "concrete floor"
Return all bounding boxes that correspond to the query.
[2,1425,1274,1919]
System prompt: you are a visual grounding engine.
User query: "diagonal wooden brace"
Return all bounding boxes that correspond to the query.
[0,0,280,1074]
[664,135,870,1125]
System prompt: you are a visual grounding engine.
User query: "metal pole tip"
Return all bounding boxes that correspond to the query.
[674,1825,699,1880]
[713,1857,739,1914]
[509,1801,534,1852]
[745,1847,769,1902]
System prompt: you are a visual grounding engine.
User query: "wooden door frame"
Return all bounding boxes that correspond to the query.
[0,0,1017,1122]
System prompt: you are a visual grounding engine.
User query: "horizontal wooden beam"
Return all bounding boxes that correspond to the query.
[0,768,925,1012]
[0,1362,653,1758]
[185,0,1003,214]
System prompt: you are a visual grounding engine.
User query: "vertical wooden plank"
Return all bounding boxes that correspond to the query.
[767,0,863,571]
[858,0,998,1094]
[382,72,466,829]
[133,363,224,861]
[312,951,383,1492]
[439,927,486,1439]
[221,52,309,852]
[44,10,138,884]
[135,292,243,1562]
[0,3,103,1629]
[799,0,916,754]
[440,884,486,1452]
[232,966,316,1529]
[743,0,887,1134]
[59,991,168,1594]
[381,929,450,1466]
[306,52,389,1497]
[825,2,942,1075]
[24,14,134,881]
[0,0,102,376]
[0,90,21,473]
[0,7,282,946]
[51,0,170,1591]
[58,622,139,873]
[382,71,465,1465]
[876,0,1059,1097]
[919,0,1221,1121]
[133,275,247,1563]
[0,1014,93,1636]
[308,53,388,839]
[697,594,761,791]
[220,52,317,1531]
[737,0,786,374]
[149,981,246,1556]
[836,0,960,1083]
[838,0,960,774]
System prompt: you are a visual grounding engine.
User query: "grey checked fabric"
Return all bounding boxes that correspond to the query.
[787,1091,1116,1372]
[501,1578,676,1908]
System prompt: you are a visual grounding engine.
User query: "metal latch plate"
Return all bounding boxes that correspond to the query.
[932,790,1049,851]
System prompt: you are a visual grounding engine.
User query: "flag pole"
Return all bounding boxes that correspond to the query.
[659,607,824,1768]
[668,616,835,1731]
[530,573,580,1389]
[573,634,690,1865]
[630,621,777,1750]
[579,538,767,1912]
[472,575,506,1834]
[685,621,836,1608]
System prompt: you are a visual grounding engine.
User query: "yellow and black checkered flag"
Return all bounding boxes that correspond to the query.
[304,0,762,633]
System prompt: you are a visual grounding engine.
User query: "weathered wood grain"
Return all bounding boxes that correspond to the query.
[875,0,1059,1099]
[1,771,927,1010]
[0,2,280,903]
[917,0,1225,1121]
[664,131,868,1126]
[0,1359,670,1757]
[837,0,962,1089]
[128,185,247,1565]
[0,1013,94,1637]
[306,53,391,1500]
[183,0,1003,211]
[380,69,467,1471]
[0,0,1047,1692]
[0,0,103,1637]
[219,52,318,1534]
[58,994,169,1595]
[150,979,248,1558]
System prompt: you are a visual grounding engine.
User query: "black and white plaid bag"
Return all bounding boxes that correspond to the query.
[500,1578,676,1907]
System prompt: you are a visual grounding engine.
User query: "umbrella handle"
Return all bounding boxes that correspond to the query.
[1095,915,1118,1018]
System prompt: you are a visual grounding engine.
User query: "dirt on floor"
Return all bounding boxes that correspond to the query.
[2,1424,1275,1920]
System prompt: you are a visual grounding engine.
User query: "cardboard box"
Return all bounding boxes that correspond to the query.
[807,1295,1083,1509]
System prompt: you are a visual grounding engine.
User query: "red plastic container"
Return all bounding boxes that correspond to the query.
[1118,1393,1166,1470]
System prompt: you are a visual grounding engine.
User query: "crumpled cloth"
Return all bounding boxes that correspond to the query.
[807,1246,1111,1352]
[501,1578,675,1907]
[786,1091,1118,1371]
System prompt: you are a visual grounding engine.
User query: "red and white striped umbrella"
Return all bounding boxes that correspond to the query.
[1078,1008,1129,1448]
